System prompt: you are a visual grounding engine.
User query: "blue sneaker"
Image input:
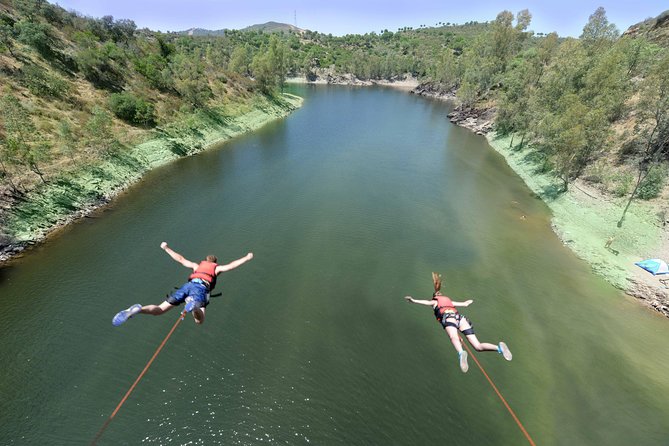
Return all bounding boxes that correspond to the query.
[184,297,198,313]
[112,304,142,326]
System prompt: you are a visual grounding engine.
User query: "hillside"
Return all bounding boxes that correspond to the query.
[623,9,669,46]
[0,0,300,260]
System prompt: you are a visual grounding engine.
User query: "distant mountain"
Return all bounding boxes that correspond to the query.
[181,22,304,36]
[623,9,669,46]
[242,21,304,33]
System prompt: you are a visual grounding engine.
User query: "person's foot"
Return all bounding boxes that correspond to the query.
[112,304,142,326]
[498,342,512,361]
[458,350,469,373]
[184,297,198,313]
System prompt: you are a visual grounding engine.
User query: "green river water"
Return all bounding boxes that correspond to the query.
[1,85,668,445]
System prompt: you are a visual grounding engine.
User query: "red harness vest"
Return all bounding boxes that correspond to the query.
[189,261,218,290]
[433,295,457,320]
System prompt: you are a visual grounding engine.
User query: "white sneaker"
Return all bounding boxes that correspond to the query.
[498,342,512,361]
[459,351,469,373]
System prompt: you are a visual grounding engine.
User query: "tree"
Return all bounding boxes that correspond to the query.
[251,50,274,93]
[536,93,609,191]
[267,35,287,90]
[456,79,478,107]
[534,32,559,85]
[533,38,588,116]
[251,35,287,93]
[0,20,15,56]
[85,106,118,156]
[618,51,669,227]
[15,20,53,57]
[489,9,532,73]
[580,7,619,54]
[0,94,49,186]
[108,92,155,126]
[13,0,45,23]
[170,51,212,107]
[74,32,125,91]
[228,44,251,76]
[0,96,24,194]
[432,49,459,88]
[580,42,631,121]
[25,139,50,184]
[57,120,77,163]
[495,55,538,143]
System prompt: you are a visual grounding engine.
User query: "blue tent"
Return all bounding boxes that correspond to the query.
[635,258,669,275]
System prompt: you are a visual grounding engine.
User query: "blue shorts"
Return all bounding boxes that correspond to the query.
[167,281,210,307]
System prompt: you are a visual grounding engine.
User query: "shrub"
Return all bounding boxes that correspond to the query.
[15,20,54,57]
[20,64,69,98]
[637,165,666,200]
[108,92,155,126]
[611,171,634,197]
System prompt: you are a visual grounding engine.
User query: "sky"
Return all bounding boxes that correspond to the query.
[52,1,668,37]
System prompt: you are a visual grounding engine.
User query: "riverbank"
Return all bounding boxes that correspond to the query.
[409,86,669,317]
[485,134,669,317]
[0,93,302,264]
[285,73,419,90]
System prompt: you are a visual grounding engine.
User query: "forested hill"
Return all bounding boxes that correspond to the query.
[182,23,303,37]
[1,0,668,255]
[0,0,299,252]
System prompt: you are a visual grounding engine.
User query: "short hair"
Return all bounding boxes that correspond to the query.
[206,255,217,263]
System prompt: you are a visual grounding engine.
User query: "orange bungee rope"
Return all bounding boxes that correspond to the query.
[459,336,537,446]
[91,310,187,445]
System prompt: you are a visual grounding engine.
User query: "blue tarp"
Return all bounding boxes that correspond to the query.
[635,258,669,275]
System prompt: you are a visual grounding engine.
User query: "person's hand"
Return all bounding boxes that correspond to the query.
[247,252,254,260]
[404,296,414,303]
[464,299,473,306]
[160,242,168,250]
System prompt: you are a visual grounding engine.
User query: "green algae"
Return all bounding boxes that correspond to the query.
[4,94,303,244]
[486,133,664,290]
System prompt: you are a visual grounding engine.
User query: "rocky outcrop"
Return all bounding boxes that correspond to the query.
[447,106,495,135]
[410,82,495,135]
[298,69,418,88]
[411,82,457,100]
[628,278,669,318]
[323,73,373,86]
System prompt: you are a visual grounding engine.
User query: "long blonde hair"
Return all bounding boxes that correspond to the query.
[431,272,442,297]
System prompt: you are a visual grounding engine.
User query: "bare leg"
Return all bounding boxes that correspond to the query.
[459,317,500,352]
[445,323,469,372]
[464,334,499,352]
[444,325,464,353]
[192,307,206,325]
[140,301,174,316]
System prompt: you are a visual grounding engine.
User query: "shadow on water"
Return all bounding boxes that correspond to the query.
[0,262,15,280]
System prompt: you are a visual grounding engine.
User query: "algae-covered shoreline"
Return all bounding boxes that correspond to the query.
[0,94,303,264]
[413,85,669,317]
[486,133,669,317]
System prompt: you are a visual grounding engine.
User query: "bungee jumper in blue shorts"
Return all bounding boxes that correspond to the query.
[112,241,253,326]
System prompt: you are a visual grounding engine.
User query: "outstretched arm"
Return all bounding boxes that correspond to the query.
[404,296,436,307]
[215,253,254,273]
[452,299,473,307]
[160,242,199,269]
